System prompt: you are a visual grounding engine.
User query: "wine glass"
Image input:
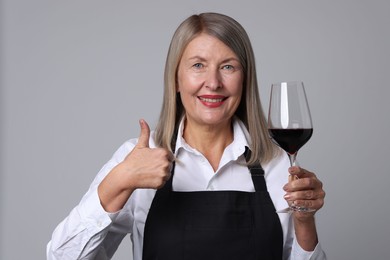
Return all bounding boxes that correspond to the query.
[268,81,314,213]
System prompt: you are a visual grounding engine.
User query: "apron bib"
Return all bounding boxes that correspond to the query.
[143,150,283,260]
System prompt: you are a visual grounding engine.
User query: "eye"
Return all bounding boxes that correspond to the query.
[223,64,234,70]
[222,64,234,70]
[193,63,203,69]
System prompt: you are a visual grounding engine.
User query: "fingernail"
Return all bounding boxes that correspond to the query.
[284,193,292,200]
[289,167,296,174]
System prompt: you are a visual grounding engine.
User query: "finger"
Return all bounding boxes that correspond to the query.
[136,119,150,148]
[284,177,322,192]
[166,151,175,162]
[284,189,324,201]
[288,166,315,179]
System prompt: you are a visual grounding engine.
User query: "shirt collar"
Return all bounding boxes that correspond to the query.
[174,116,251,159]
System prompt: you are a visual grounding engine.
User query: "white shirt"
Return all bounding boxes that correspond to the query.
[47,118,326,260]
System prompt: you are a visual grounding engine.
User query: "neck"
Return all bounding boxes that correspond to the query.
[183,118,234,171]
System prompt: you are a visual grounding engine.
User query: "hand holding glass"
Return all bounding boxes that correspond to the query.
[268,81,314,213]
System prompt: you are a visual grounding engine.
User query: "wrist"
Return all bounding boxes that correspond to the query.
[293,214,318,251]
[98,164,135,213]
[293,212,316,224]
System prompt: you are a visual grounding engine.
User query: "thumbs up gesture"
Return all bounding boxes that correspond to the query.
[98,119,174,212]
[123,119,174,189]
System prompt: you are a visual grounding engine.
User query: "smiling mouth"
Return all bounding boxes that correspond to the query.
[198,96,226,103]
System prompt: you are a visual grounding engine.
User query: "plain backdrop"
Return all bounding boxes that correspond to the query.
[1,0,389,259]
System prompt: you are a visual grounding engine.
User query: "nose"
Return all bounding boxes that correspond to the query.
[205,69,222,90]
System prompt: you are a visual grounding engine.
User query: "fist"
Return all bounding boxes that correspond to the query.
[121,119,174,190]
[283,166,325,218]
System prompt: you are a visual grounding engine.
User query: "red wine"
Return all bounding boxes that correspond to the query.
[268,128,313,155]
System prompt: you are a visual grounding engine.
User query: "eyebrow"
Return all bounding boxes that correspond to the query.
[187,56,206,62]
[187,56,240,64]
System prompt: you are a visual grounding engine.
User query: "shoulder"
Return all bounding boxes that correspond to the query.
[262,151,290,191]
[263,151,290,212]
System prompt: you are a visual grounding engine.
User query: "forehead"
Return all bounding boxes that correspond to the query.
[182,33,236,58]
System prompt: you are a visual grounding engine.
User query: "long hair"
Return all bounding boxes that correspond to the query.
[154,12,277,165]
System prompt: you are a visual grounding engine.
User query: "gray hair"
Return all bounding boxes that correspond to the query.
[154,12,276,165]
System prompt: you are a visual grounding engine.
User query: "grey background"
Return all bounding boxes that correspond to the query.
[1,0,389,259]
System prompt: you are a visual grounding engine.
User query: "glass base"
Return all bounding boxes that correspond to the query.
[277,205,316,213]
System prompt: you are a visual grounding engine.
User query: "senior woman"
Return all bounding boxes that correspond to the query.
[47,12,326,260]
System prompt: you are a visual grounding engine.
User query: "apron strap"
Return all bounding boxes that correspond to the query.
[244,147,267,191]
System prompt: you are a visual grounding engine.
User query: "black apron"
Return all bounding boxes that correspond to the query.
[142,150,283,260]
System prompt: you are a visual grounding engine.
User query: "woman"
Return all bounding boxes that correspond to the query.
[47,13,326,259]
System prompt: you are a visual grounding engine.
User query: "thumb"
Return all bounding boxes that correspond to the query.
[136,119,150,148]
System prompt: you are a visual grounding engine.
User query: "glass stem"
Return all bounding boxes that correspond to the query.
[288,153,297,167]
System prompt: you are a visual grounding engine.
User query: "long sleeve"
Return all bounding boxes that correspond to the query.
[47,190,126,259]
[47,142,135,260]
[290,237,327,260]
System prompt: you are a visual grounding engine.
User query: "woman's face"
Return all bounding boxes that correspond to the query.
[177,33,244,128]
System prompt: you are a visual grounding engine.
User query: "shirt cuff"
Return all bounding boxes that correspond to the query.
[78,188,116,233]
[291,238,326,259]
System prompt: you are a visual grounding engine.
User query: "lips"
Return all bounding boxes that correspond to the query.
[198,95,227,107]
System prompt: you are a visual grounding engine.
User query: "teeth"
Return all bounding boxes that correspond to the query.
[199,97,224,103]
